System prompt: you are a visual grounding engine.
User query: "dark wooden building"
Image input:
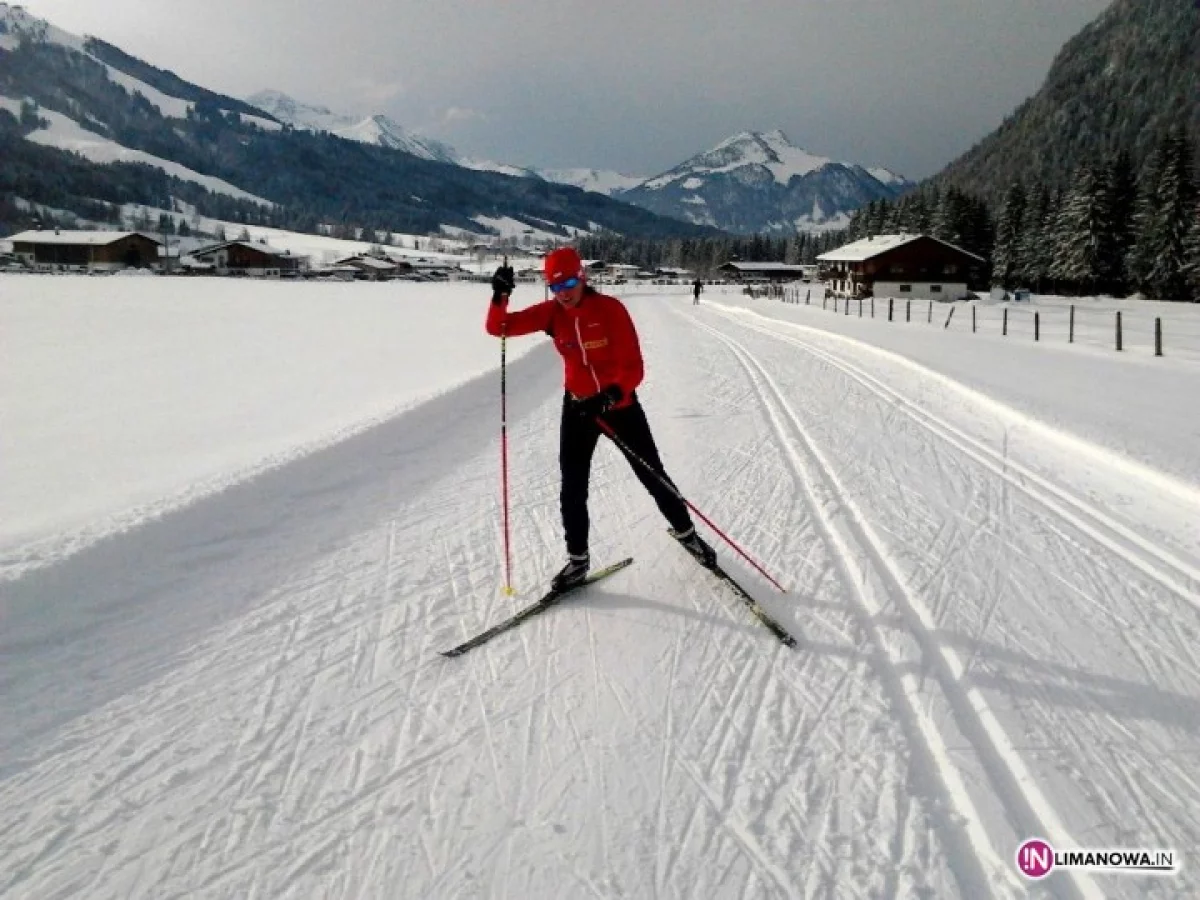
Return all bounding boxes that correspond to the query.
[8,230,162,270]
[189,240,300,276]
[817,234,985,300]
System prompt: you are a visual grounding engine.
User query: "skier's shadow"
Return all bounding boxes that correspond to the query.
[575,589,764,640]
[571,587,867,664]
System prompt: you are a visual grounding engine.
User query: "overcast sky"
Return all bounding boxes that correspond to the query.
[16,0,1113,180]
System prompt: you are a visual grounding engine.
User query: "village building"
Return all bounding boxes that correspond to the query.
[332,255,412,280]
[817,233,985,300]
[8,230,162,271]
[716,261,814,282]
[187,240,303,277]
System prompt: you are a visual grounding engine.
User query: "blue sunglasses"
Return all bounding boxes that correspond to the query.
[549,277,581,294]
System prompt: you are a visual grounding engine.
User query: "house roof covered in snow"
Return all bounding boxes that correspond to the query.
[817,233,983,263]
[8,230,162,246]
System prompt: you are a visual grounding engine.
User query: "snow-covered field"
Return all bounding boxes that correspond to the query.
[2,275,1198,899]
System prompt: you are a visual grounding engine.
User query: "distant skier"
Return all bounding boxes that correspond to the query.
[486,247,715,590]
[692,278,703,305]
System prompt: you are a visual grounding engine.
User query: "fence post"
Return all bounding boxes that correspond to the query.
[1155,317,1162,357]
[888,298,894,322]
[972,304,977,333]
[944,307,956,329]
[823,295,828,310]
[846,296,851,316]
[806,289,811,305]
[871,297,875,318]
[1069,305,1075,343]
[1003,307,1008,336]
[1034,311,1040,342]
[906,299,911,322]
[927,300,933,323]
[1116,311,1123,351]
[858,297,863,317]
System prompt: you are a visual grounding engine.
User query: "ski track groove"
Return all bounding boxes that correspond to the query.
[697,303,1200,897]
[728,311,1200,607]
[686,309,1055,898]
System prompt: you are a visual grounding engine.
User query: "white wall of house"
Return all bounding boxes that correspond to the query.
[872,280,968,301]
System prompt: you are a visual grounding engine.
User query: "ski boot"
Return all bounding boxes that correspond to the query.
[671,526,716,568]
[551,553,590,592]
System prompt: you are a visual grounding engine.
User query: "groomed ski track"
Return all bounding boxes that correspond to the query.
[2,292,1198,899]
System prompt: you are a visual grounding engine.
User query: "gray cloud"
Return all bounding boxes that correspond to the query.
[19,0,1112,180]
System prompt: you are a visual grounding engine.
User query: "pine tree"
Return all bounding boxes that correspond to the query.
[1142,129,1197,302]
[1101,150,1137,294]
[1015,184,1053,291]
[1184,199,1200,302]
[1050,165,1109,294]
[992,181,1026,287]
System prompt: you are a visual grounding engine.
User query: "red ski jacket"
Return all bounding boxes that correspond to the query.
[485,288,644,407]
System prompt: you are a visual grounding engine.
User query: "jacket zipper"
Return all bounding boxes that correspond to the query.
[574,316,603,393]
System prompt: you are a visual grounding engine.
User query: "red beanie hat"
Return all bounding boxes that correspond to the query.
[543,247,584,284]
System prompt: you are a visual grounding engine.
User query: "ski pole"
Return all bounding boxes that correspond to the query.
[499,257,514,595]
[593,417,787,593]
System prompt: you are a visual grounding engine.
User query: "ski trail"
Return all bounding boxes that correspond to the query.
[685,309,1100,899]
[723,311,1200,606]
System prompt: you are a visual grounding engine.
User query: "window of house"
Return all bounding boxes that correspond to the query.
[900,284,912,292]
[945,265,958,275]
[890,266,904,274]
[931,285,943,293]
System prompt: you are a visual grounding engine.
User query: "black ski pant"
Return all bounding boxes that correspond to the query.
[560,392,692,556]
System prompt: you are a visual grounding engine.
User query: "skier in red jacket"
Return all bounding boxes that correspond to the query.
[486,247,715,590]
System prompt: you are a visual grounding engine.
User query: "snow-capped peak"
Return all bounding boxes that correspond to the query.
[0,2,87,53]
[535,167,646,196]
[867,166,908,186]
[644,130,836,188]
[247,90,460,164]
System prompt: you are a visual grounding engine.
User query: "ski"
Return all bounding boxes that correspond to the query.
[440,558,633,658]
[707,562,797,647]
[674,538,797,647]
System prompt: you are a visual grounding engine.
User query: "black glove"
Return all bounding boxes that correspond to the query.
[571,385,623,418]
[490,265,515,304]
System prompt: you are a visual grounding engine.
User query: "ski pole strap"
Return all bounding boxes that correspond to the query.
[593,417,787,592]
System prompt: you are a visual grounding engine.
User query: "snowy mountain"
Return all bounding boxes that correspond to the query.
[246,90,461,164]
[0,5,708,240]
[247,91,644,194]
[620,130,912,234]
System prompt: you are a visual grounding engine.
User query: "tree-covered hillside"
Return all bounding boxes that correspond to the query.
[934,0,1198,204]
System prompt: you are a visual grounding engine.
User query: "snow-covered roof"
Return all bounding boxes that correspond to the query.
[720,261,811,272]
[335,255,398,269]
[817,233,984,263]
[7,230,162,246]
[192,240,283,257]
[816,234,920,261]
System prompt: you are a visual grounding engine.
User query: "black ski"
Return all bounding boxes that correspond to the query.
[440,558,633,658]
[707,562,797,647]
[674,537,796,647]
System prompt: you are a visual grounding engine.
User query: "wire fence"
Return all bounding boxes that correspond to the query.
[776,286,1200,363]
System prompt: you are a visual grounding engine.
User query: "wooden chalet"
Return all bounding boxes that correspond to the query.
[189,240,301,277]
[817,234,985,300]
[8,230,162,270]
